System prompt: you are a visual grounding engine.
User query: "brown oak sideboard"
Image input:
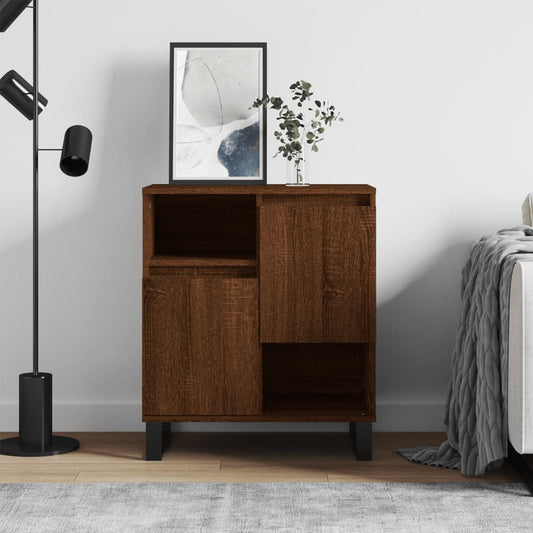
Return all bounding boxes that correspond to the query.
[142,184,376,460]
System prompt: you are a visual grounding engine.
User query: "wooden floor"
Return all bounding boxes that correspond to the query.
[0,432,520,483]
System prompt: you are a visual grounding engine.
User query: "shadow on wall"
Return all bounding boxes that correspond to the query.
[169,241,475,433]
[377,241,472,407]
[0,63,168,422]
[0,61,478,430]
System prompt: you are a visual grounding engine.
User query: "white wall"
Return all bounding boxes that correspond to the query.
[1,0,532,432]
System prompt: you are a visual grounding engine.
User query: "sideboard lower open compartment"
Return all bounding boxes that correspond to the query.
[261,343,374,421]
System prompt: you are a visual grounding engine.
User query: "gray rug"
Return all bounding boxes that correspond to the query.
[0,482,531,532]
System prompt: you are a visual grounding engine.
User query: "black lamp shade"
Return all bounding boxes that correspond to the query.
[60,125,92,177]
[0,0,31,32]
[0,70,48,120]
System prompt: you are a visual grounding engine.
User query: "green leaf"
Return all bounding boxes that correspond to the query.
[253,78,342,162]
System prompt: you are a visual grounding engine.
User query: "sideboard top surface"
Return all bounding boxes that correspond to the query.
[143,184,375,196]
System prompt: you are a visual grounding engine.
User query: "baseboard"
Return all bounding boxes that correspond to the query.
[0,400,447,432]
[0,401,145,432]
[375,400,446,431]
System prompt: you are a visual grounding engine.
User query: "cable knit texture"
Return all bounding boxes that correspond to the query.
[397,227,533,476]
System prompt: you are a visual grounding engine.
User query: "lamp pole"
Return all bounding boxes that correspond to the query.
[32,0,39,376]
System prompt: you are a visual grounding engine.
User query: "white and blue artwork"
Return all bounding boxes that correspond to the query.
[170,44,266,183]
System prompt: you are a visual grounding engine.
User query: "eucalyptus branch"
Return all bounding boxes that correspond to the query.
[251,80,343,165]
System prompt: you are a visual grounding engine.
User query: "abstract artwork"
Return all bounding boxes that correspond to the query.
[169,43,267,185]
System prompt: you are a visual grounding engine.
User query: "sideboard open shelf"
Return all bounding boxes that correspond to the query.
[142,185,376,460]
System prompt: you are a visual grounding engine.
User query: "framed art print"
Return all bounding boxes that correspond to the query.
[169,42,267,185]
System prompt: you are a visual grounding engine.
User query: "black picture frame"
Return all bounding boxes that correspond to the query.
[169,42,267,185]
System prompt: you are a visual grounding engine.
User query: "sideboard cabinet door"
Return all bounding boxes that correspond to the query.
[259,204,375,343]
[143,277,261,416]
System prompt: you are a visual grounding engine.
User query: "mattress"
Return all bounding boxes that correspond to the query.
[508,261,533,454]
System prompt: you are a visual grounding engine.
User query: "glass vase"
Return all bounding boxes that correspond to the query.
[286,142,309,186]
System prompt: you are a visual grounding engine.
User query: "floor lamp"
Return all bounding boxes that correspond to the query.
[0,0,93,456]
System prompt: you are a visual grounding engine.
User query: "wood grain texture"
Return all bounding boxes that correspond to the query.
[363,343,376,418]
[143,184,376,196]
[142,412,375,422]
[148,266,256,278]
[262,394,370,419]
[143,277,260,417]
[259,205,376,343]
[323,206,375,342]
[0,432,519,483]
[0,465,80,483]
[148,255,256,267]
[142,195,155,278]
[258,194,372,207]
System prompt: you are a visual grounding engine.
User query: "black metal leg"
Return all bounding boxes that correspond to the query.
[162,422,171,448]
[350,422,372,461]
[146,422,162,461]
[507,443,533,496]
[146,422,171,461]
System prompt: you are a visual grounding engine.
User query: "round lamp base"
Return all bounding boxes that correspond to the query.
[0,435,79,457]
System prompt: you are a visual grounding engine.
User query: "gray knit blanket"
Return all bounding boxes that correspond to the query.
[398,227,533,476]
